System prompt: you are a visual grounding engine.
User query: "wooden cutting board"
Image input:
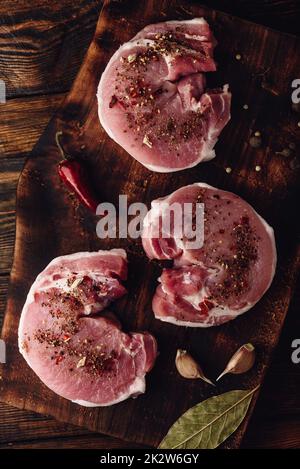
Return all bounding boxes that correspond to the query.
[1,0,300,448]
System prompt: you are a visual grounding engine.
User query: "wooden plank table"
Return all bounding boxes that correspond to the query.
[0,0,299,449]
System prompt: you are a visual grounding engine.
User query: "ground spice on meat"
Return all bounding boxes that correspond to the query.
[213,216,258,302]
[111,33,210,148]
[33,276,119,377]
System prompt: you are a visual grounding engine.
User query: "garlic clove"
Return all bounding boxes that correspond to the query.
[175,349,215,386]
[216,343,255,381]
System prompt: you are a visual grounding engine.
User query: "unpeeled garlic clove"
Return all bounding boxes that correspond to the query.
[175,349,215,386]
[216,343,255,381]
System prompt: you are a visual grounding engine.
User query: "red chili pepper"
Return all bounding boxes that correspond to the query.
[55,131,99,213]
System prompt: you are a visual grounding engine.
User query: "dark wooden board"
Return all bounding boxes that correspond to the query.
[200,0,300,36]
[1,0,300,448]
[1,95,299,451]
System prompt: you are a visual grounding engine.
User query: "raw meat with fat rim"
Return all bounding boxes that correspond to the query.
[97,18,231,172]
[18,249,157,406]
[142,183,277,327]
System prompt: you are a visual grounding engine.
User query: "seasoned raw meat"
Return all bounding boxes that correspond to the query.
[97,18,231,172]
[142,183,277,326]
[18,249,157,406]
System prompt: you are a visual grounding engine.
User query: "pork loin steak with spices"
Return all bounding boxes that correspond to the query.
[142,183,277,327]
[18,249,157,406]
[97,18,231,172]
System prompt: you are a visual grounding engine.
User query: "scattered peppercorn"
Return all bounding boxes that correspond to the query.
[249,135,262,148]
[281,148,292,157]
[212,216,258,302]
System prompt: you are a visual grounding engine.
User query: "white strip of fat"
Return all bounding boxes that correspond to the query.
[46,249,127,269]
[155,300,252,328]
[27,248,127,294]
[71,376,146,407]
[141,144,216,172]
[159,18,209,28]
[159,279,253,327]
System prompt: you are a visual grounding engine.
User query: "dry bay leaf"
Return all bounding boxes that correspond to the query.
[159,386,260,449]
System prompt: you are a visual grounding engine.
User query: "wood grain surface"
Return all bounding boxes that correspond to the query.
[0,0,102,97]
[0,0,299,450]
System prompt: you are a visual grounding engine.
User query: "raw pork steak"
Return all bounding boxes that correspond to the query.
[142,183,276,327]
[18,249,157,406]
[97,18,231,172]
